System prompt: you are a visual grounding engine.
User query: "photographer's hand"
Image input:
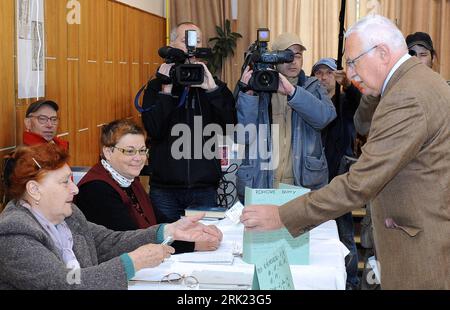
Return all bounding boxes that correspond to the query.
[333,70,351,89]
[278,73,296,96]
[158,63,174,94]
[193,62,218,91]
[240,66,254,95]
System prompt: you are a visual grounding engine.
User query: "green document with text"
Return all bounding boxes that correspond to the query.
[243,185,310,265]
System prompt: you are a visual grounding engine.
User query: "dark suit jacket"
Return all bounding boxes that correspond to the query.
[280,58,450,289]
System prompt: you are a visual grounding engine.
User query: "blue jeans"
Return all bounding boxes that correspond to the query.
[150,187,217,223]
[336,212,360,289]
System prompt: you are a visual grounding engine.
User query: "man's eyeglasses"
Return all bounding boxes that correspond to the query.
[112,146,149,156]
[28,115,59,125]
[346,45,379,70]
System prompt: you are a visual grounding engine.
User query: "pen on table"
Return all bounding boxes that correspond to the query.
[161,236,174,245]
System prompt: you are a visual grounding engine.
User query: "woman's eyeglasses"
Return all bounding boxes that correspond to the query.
[112,146,149,156]
[161,273,199,288]
[129,273,199,288]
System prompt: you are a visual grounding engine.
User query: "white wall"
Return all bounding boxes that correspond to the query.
[116,0,165,17]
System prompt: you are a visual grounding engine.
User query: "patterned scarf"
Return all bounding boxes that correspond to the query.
[101,159,134,188]
[20,200,80,270]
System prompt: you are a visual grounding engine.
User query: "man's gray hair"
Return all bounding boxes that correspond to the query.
[170,22,199,43]
[345,14,407,52]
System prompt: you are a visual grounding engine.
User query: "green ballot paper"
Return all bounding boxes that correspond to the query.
[243,186,310,265]
[252,246,295,290]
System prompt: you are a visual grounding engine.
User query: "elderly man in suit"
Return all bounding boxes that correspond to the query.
[240,14,450,290]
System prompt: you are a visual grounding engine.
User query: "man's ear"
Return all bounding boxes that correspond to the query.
[24,117,31,131]
[377,44,390,65]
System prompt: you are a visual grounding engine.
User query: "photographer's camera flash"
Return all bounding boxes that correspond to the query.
[186,30,198,52]
[257,28,270,43]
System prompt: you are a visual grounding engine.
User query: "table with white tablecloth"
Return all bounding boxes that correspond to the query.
[129,219,349,290]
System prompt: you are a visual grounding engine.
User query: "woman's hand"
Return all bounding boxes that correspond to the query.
[128,243,174,271]
[165,214,223,244]
[194,239,220,251]
[194,224,222,251]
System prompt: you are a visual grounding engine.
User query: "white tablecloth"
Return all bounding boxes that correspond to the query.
[129,219,349,290]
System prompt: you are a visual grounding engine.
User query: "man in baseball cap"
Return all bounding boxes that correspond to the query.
[405,32,436,68]
[312,57,362,290]
[23,99,68,150]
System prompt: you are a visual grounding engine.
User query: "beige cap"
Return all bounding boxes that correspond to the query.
[271,32,306,51]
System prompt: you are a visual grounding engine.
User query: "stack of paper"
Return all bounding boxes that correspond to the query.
[167,252,234,265]
[191,270,252,290]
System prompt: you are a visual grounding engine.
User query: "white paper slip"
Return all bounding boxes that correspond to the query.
[167,252,235,265]
[225,201,244,224]
[191,270,252,290]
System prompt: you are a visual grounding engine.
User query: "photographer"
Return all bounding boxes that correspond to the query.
[236,32,336,200]
[141,22,237,223]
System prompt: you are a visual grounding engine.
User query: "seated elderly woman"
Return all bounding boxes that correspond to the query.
[75,119,220,252]
[0,143,222,290]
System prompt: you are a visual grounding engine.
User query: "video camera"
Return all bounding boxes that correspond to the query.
[158,30,211,86]
[244,28,294,92]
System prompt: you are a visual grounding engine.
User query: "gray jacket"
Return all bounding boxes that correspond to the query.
[0,201,159,290]
[236,76,336,200]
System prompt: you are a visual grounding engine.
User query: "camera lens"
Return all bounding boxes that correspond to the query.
[258,71,274,86]
[175,64,204,86]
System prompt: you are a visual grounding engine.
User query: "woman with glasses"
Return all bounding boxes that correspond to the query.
[0,143,221,289]
[75,119,221,253]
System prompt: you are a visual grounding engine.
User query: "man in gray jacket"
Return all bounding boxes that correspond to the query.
[236,33,336,201]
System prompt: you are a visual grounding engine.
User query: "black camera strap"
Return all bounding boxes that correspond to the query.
[134,83,151,113]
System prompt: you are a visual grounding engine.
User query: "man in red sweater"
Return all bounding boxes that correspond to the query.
[23,100,68,151]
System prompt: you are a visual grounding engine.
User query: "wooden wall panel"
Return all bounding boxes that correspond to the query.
[129,8,142,64]
[0,0,166,172]
[44,0,69,135]
[0,0,16,152]
[75,131,93,166]
[104,0,115,61]
[67,59,79,163]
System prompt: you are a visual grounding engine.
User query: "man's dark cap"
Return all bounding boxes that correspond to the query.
[406,32,434,52]
[26,100,59,117]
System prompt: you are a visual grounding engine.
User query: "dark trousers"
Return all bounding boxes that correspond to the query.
[150,187,217,223]
[336,155,360,289]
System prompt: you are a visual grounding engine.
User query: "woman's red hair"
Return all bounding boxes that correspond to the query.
[6,144,69,200]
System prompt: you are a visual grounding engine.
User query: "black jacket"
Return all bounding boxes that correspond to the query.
[142,77,236,189]
[322,84,362,181]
